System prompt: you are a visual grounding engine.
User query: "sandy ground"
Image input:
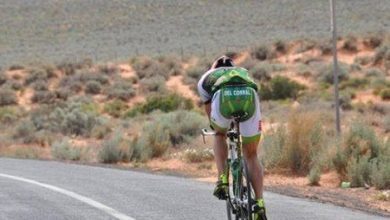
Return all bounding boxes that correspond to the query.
[166,75,199,102]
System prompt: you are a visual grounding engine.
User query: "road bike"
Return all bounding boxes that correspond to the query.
[202,115,255,220]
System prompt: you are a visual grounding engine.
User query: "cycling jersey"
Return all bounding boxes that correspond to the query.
[197,67,258,103]
[197,66,262,144]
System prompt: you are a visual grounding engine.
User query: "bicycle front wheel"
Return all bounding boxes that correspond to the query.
[226,200,233,220]
[243,160,254,220]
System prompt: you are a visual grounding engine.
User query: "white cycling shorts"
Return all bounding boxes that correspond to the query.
[210,89,262,143]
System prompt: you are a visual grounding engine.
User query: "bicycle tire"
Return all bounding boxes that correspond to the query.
[226,200,233,220]
[243,160,254,220]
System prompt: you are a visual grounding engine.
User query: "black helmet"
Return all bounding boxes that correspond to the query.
[211,55,235,69]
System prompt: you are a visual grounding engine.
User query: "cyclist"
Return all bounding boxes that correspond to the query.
[197,56,267,220]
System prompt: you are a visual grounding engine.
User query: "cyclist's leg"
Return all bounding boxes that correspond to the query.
[242,140,263,199]
[210,92,230,199]
[210,91,230,197]
[240,92,263,200]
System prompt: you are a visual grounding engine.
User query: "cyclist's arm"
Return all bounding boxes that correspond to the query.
[205,103,211,120]
[197,70,213,103]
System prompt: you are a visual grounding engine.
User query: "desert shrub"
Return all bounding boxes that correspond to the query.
[0,106,19,124]
[127,93,193,117]
[85,80,102,94]
[183,148,214,163]
[49,100,102,137]
[294,39,316,53]
[104,99,128,118]
[57,62,76,76]
[262,111,326,174]
[240,57,257,70]
[59,75,83,93]
[332,122,389,188]
[367,103,390,116]
[380,89,390,100]
[186,65,206,81]
[274,40,287,53]
[333,145,348,178]
[98,64,118,75]
[347,156,371,187]
[11,72,22,80]
[42,65,57,78]
[55,88,71,100]
[1,79,23,91]
[91,124,112,139]
[252,63,284,79]
[12,120,37,144]
[349,63,362,72]
[139,75,167,93]
[371,78,390,97]
[57,59,92,76]
[8,65,24,71]
[24,68,53,85]
[98,133,133,163]
[342,36,358,52]
[78,71,109,85]
[251,63,271,81]
[319,41,333,55]
[308,166,321,186]
[354,56,372,66]
[133,110,207,161]
[162,110,207,145]
[0,72,7,85]
[251,45,274,60]
[373,45,390,64]
[283,111,325,174]
[31,91,56,104]
[318,63,349,84]
[8,146,41,159]
[295,63,312,78]
[340,78,369,90]
[184,66,205,87]
[363,35,382,49]
[11,81,23,90]
[384,116,390,133]
[184,59,210,88]
[262,126,287,169]
[339,90,355,110]
[345,122,380,160]
[157,55,183,76]
[259,76,305,100]
[105,81,135,101]
[365,68,384,78]
[133,125,171,161]
[370,155,390,189]
[132,56,170,79]
[32,80,48,91]
[51,138,82,161]
[0,89,17,106]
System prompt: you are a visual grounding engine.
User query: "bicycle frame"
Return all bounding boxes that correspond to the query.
[201,116,253,220]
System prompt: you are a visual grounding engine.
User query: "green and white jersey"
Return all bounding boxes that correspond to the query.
[197,67,258,103]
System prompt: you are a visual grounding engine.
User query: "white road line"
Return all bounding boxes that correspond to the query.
[0,173,135,220]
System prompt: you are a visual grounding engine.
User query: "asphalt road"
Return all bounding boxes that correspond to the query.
[0,158,387,220]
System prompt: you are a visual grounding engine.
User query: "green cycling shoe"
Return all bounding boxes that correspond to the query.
[253,199,267,220]
[213,174,228,200]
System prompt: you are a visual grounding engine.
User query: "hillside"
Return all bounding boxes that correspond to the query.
[0,0,389,66]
